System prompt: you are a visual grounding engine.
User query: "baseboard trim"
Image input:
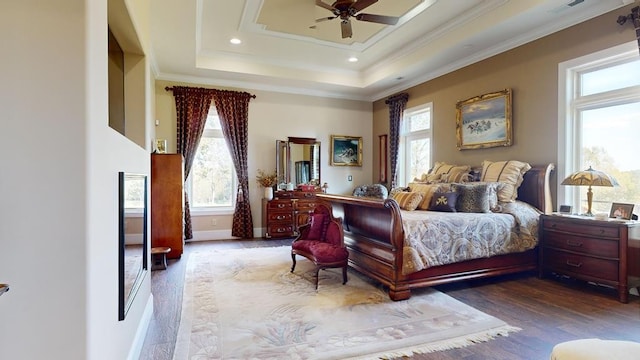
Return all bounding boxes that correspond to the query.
[189,228,265,241]
[128,294,153,360]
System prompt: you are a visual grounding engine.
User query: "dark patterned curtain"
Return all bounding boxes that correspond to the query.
[171,86,214,240]
[213,90,256,239]
[385,93,409,188]
[633,7,640,52]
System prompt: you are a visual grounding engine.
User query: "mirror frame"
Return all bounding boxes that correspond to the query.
[118,172,148,321]
[276,137,321,187]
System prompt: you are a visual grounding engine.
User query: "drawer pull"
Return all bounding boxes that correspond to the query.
[277,204,286,208]
[566,240,583,247]
[276,215,286,220]
[566,260,582,268]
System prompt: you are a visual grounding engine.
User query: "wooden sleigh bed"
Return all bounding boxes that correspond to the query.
[317,163,555,301]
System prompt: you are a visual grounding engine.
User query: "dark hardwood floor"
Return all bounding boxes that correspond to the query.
[140,239,640,360]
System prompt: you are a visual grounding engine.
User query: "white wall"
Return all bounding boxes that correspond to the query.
[155,82,373,238]
[0,1,152,359]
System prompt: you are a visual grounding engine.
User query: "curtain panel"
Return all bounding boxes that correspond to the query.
[212,90,255,239]
[385,93,409,189]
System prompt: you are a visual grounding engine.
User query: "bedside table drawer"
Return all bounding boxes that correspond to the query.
[544,232,618,258]
[267,211,294,223]
[544,249,618,282]
[267,200,294,210]
[543,220,619,238]
[266,224,295,237]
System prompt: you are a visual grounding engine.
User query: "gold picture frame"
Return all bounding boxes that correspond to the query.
[330,135,362,166]
[456,88,512,150]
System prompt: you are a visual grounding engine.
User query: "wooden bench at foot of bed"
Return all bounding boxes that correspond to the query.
[317,163,554,301]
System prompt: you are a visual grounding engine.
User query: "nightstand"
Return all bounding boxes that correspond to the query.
[539,214,640,303]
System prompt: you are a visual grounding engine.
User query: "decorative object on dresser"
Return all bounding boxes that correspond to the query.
[539,214,640,303]
[151,154,184,259]
[610,202,634,220]
[263,190,318,239]
[256,168,277,200]
[560,166,619,216]
[319,163,555,301]
[456,88,512,150]
[330,135,362,166]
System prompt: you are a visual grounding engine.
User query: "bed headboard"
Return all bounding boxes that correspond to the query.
[516,163,555,214]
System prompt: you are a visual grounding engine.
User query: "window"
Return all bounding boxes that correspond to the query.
[187,111,236,212]
[399,103,432,185]
[559,41,640,215]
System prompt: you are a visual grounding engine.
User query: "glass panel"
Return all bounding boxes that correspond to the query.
[408,137,431,181]
[579,102,640,213]
[205,113,221,129]
[580,58,640,96]
[408,110,431,131]
[191,137,233,207]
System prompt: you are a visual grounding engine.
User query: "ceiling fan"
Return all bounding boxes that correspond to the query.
[314,0,400,39]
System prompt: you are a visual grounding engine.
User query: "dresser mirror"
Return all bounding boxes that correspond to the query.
[276,137,321,187]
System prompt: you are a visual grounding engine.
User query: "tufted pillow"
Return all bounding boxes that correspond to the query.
[307,213,326,240]
[452,183,501,213]
[430,162,472,183]
[392,191,423,211]
[409,182,450,210]
[389,186,410,197]
[428,191,458,212]
[481,160,531,202]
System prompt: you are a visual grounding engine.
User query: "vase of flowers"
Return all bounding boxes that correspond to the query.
[256,169,277,200]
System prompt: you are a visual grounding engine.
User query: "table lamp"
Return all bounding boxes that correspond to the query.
[561,166,619,216]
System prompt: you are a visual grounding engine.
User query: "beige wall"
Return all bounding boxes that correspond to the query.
[373,4,638,204]
[155,81,372,239]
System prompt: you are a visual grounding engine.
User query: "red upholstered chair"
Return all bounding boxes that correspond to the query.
[291,202,349,289]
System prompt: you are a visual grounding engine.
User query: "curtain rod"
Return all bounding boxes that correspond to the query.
[164,86,256,99]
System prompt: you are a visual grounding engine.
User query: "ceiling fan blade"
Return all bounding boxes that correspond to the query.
[355,13,399,25]
[351,0,378,13]
[315,16,336,23]
[341,19,353,38]
[315,0,335,12]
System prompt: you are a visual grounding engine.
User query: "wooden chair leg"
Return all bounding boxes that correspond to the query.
[342,265,348,285]
[290,254,297,273]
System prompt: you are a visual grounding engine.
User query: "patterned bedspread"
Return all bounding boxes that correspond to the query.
[401,201,541,275]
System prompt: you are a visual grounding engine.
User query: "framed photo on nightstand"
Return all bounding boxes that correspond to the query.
[559,205,572,214]
[610,203,634,220]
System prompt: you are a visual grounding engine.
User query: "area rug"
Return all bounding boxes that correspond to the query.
[172,246,519,360]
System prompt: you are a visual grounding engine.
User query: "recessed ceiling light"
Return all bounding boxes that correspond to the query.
[348,57,358,63]
[229,38,242,45]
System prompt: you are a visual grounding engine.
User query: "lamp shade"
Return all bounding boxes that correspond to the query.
[561,166,619,187]
[561,166,619,216]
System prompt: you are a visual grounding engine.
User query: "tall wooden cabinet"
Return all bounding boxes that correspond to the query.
[151,154,184,259]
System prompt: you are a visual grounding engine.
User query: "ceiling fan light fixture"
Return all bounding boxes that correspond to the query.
[348,56,358,62]
[229,38,242,45]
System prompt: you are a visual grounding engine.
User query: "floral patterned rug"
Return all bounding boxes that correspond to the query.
[172,246,519,360]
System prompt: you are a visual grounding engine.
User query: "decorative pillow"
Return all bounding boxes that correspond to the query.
[480,160,531,202]
[408,182,450,210]
[452,183,500,213]
[430,162,471,183]
[392,191,423,211]
[389,186,410,197]
[428,191,458,212]
[307,213,326,240]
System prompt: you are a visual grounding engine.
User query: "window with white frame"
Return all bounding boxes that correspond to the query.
[187,110,236,211]
[399,103,433,185]
[559,41,640,215]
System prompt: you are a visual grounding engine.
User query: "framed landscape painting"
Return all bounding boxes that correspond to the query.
[456,88,512,150]
[330,135,362,166]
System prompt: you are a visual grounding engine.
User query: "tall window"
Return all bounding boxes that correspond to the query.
[187,110,235,211]
[399,103,432,185]
[559,41,640,214]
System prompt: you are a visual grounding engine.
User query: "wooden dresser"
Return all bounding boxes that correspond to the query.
[539,214,640,303]
[263,190,318,239]
[151,154,184,259]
